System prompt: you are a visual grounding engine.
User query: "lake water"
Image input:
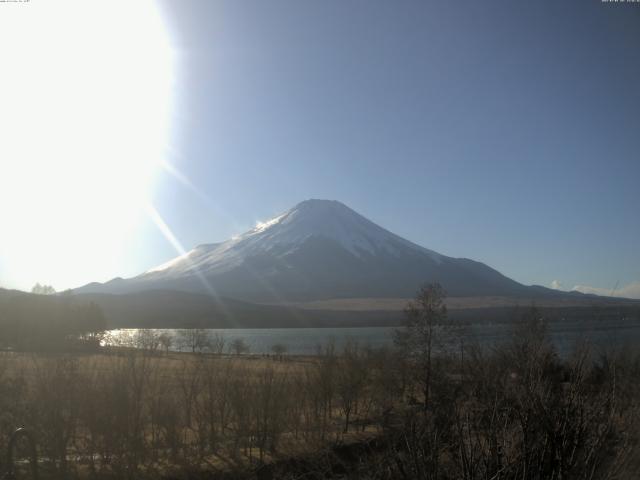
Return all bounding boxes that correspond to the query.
[106,318,640,356]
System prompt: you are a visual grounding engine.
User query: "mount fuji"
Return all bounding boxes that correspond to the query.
[76,199,542,302]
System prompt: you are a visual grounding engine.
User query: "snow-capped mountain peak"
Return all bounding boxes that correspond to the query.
[78,199,529,301]
[145,199,442,278]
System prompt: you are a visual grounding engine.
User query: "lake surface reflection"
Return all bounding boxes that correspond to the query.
[106,318,640,356]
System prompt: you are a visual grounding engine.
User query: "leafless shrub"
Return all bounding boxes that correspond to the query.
[30,355,81,477]
[336,340,368,433]
[178,328,210,353]
[230,337,250,356]
[210,332,226,355]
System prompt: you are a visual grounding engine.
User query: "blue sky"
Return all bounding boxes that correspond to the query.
[146,0,640,295]
[1,0,638,295]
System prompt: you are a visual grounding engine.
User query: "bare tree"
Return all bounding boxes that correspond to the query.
[178,329,210,353]
[394,283,450,408]
[210,332,226,355]
[254,366,290,460]
[158,332,172,354]
[337,340,368,432]
[134,329,161,353]
[31,356,81,476]
[310,340,337,441]
[271,343,287,360]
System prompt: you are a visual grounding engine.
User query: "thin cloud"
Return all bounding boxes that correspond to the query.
[572,281,640,300]
[550,280,564,290]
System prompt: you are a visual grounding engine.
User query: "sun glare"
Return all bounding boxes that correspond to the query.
[0,0,173,290]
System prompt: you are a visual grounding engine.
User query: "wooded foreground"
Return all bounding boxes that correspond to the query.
[1,284,640,479]
[0,328,639,479]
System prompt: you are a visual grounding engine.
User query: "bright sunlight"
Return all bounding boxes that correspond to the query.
[0,0,173,290]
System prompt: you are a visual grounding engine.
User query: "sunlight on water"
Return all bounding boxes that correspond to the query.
[105,320,640,356]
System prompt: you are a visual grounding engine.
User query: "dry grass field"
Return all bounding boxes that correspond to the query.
[0,345,398,479]
[1,307,640,480]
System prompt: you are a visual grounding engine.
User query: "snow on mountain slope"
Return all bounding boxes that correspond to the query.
[144,199,442,279]
[76,199,532,301]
